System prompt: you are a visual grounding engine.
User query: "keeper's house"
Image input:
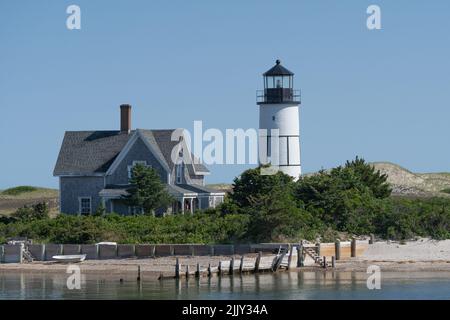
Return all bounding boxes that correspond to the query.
[53,105,224,216]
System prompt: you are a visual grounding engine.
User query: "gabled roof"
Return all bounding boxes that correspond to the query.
[53,129,209,176]
[263,60,294,76]
[53,131,132,176]
[149,129,209,174]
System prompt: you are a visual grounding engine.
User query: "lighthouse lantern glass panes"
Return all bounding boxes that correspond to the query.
[275,76,283,88]
[265,76,274,89]
[283,76,292,88]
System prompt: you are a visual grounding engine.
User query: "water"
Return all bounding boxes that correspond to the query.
[1,271,450,300]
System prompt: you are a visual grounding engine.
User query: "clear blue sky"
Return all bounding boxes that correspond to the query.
[1,0,449,189]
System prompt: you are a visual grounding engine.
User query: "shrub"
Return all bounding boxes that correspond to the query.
[1,186,38,196]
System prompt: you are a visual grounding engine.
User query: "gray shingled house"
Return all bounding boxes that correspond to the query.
[53,105,225,215]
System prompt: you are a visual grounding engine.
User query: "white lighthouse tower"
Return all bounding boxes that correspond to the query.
[257,60,301,179]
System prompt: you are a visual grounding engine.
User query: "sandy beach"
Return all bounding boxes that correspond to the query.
[337,238,450,272]
[2,239,450,277]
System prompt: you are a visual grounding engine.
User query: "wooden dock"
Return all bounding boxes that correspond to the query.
[159,243,337,280]
[159,251,289,280]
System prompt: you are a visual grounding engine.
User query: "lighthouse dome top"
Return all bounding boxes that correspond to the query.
[263,59,294,76]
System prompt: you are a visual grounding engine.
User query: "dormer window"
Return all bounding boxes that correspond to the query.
[128,160,148,179]
[175,163,183,184]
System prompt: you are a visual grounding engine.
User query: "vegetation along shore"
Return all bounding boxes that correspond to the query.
[0,158,449,245]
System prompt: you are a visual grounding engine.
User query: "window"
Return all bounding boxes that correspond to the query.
[128,160,148,179]
[79,197,91,215]
[175,163,183,184]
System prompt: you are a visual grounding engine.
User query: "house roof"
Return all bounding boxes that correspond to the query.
[98,183,224,199]
[53,129,209,176]
[167,184,225,196]
[148,129,209,174]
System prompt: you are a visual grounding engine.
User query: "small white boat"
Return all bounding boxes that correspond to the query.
[96,242,117,246]
[52,254,87,263]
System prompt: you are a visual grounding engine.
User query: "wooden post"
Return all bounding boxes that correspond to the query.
[286,244,293,270]
[207,263,212,277]
[297,241,304,267]
[137,265,141,282]
[254,251,262,272]
[230,257,235,274]
[195,263,200,278]
[175,258,180,279]
[218,261,222,275]
[322,256,327,269]
[239,256,244,273]
[185,265,190,278]
[351,238,357,257]
[316,242,321,257]
[335,239,341,260]
[369,234,375,245]
[332,256,336,268]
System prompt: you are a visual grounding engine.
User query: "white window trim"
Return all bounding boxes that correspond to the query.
[78,197,92,215]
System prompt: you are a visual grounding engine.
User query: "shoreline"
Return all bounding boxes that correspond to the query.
[2,257,450,277]
[2,238,450,276]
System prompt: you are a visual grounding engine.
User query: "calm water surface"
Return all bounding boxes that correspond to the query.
[1,271,450,300]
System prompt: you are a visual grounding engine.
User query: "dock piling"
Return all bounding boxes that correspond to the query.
[175,258,180,279]
[287,244,293,270]
[335,239,341,260]
[254,252,262,272]
[195,263,200,278]
[239,256,244,274]
[137,265,141,282]
[230,257,235,275]
[297,241,304,267]
[351,238,357,258]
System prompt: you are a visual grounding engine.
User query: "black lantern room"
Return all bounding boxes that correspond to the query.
[257,60,300,104]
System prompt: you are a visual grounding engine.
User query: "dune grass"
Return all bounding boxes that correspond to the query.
[1,186,38,196]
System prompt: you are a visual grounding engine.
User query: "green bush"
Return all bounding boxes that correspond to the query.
[1,186,38,196]
[0,212,250,244]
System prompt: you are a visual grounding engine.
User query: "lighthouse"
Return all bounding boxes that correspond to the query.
[257,60,301,179]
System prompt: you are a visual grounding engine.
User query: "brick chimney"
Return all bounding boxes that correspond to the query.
[120,104,131,133]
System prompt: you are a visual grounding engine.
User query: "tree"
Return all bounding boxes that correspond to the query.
[125,164,173,215]
[12,202,49,221]
[294,157,390,234]
[344,157,391,199]
[245,184,321,242]
[93,202,106,216]
[229,165,294,210]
